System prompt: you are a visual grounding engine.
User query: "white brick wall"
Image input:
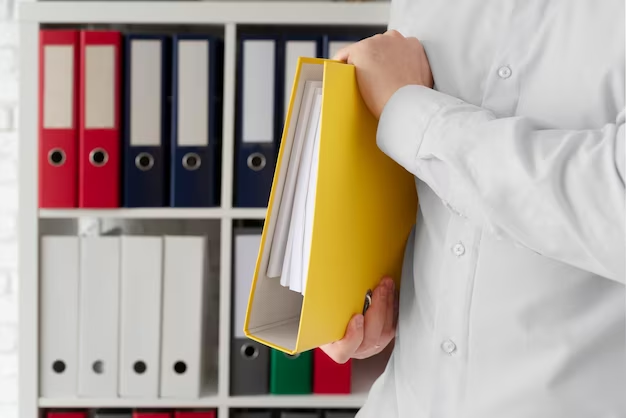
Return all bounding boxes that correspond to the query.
[0,0,19,415]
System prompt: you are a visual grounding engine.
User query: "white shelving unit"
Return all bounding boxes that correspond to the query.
[17,2,391,418]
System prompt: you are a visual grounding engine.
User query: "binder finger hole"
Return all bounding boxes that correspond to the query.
[182,153,201,171]
[247,152,266,172]
[174,361,187,374]
[48,148,66,167]
[92,360,104,374]
[135,152,154,171]
[89,148,108,167]
[52,360,66,374]
[241,343,259,360]
[133,360,147,375]
[285,353,300,360]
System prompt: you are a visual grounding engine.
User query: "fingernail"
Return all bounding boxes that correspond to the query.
[388,278,395,291]
[355,315,364,329]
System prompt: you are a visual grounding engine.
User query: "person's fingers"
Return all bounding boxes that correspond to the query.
[381,278,396,342]
[332,45,352,63]
[357,277,392,354]
[320,314,364,364]
[384,29,405,39]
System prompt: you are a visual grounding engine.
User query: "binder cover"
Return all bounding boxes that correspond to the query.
[132,413,171,418]
[94,412,132,418]
[171,35,222,207]
[47,413,88,418]
[77,237,121,397]
[39,30,80,208]
[119,236,163,398]
[123,34,171,207]
[280,412,321,418]
[174,411,216,418]
[232,413,272,418]
[160,236,207,398]
[234,36,281,208]
[78,30,122,208]
[313,348,351,394]
[231,229,269,395]
[40,236,80,397]
[244,58,417,354]
[269,349,312,394]
[324,413,357,418]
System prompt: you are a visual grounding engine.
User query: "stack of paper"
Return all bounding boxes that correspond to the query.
[267,80,323,295]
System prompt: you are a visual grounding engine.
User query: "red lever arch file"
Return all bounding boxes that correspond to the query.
[78,30,121,208]
[39,30,80,208]
[313,347,352,394]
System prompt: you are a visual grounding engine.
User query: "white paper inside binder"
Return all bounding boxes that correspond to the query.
[266,80,323,296]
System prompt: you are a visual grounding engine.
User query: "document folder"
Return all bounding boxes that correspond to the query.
[244,58,417,354]
[171,35,222,207]
[40,236,80,397]
[269,349,312,394]
[123,34,170,207]
[39,30,80,208]
[231,229,270,395]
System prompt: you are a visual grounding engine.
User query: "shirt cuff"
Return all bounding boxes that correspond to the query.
[376,85,464,173]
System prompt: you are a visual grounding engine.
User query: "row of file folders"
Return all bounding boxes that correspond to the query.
[232,229,352,395]
[39,29,361,209]
[45,411,356,418]
[40,235,212,399]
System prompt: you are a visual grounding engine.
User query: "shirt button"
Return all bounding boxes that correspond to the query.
[452,242,465,257]
[498,65,512,79]
[441,339,457,355]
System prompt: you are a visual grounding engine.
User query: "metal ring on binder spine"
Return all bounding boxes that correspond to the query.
[47,148,66,167]
[240,343,259,360]
[89,148,108,167]
[247,152,266,172]
[135,152,155,171]
[182,152,201,171]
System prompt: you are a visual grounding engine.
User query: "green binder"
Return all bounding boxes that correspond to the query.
[269,349,312,394]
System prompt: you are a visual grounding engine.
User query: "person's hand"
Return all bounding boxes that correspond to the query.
[320,276,399,364]
[333,30,433,119]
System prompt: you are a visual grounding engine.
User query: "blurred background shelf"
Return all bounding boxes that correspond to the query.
[38,208,268,219]
[19,1,390,25]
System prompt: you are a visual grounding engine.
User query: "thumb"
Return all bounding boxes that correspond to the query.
[320,314,364,364]
[332,45,352,63]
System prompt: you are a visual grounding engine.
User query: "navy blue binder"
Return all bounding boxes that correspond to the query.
[234,34,284,208]
[322,35,362,59]
[171,34,223,207]
[122,34,171,207]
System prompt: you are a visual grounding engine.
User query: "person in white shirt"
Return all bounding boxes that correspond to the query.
[320,1,625,417]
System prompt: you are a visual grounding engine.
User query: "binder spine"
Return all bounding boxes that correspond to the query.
[38,30,80,208]
[170,35,222,207]
[122,34,171,208]
[78,30,122,208]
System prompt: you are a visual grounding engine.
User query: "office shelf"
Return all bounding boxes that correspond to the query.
[18,2,389,418]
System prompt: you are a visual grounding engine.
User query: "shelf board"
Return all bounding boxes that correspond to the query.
[227,394,367,409]
[39,208,267,220]
[19,1,390,25]
[38,395,222,409]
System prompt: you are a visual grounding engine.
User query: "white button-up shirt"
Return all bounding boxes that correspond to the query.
[358,1,625,417]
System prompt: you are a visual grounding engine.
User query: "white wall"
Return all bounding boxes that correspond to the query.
[0,0,19,416]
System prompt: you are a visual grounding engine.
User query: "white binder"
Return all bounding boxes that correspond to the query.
[119,236,163,398]
[40,236,80,397]
[160,236,207,398]
[77,236,121,397]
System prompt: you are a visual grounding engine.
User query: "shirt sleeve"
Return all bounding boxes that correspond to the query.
[377,85,625,283]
